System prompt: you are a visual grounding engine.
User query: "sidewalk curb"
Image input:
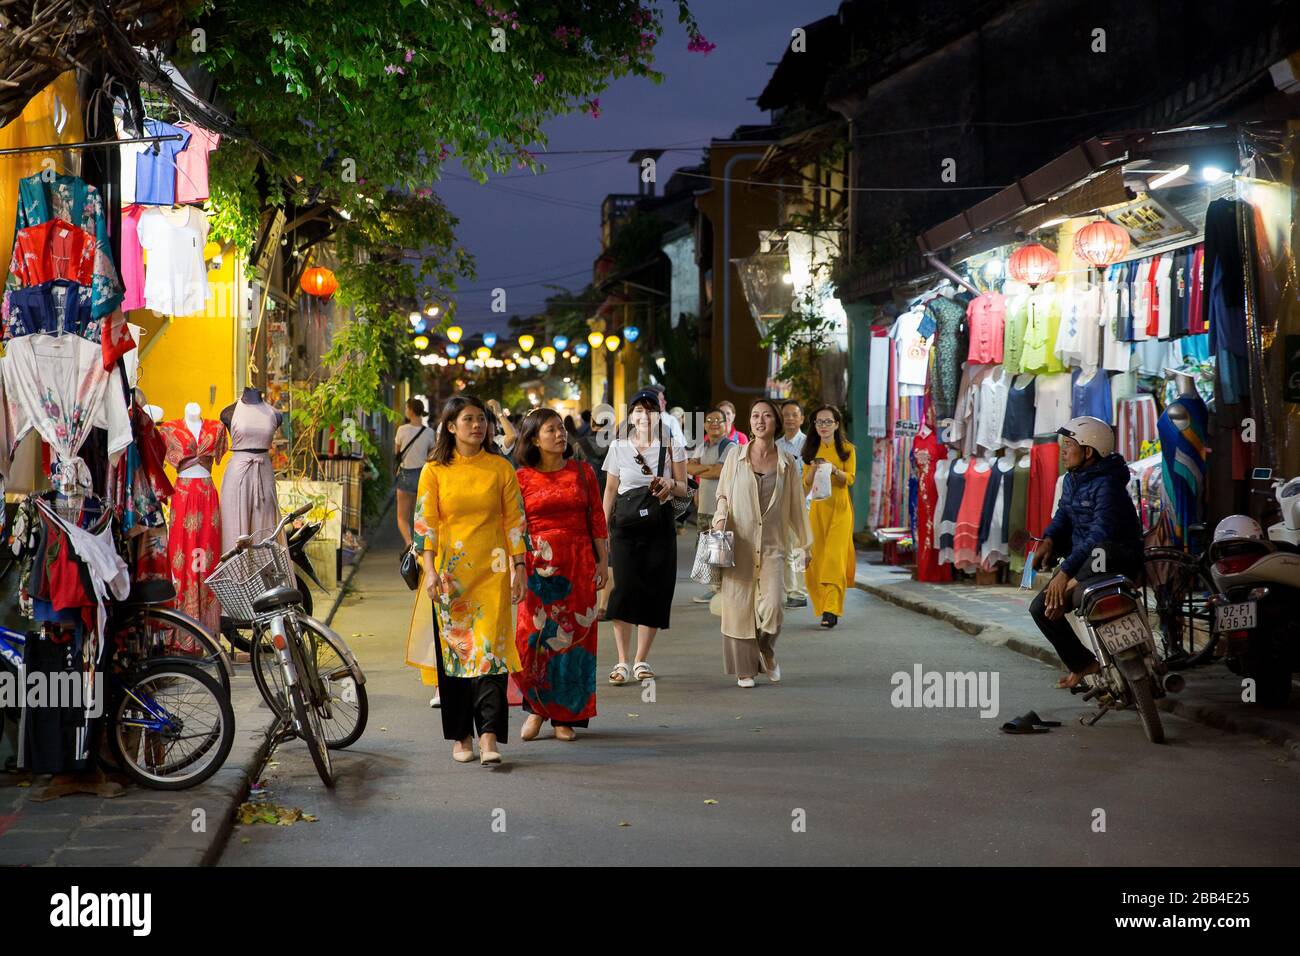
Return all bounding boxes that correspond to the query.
[193,493,395,866]
[852,575,1300,757]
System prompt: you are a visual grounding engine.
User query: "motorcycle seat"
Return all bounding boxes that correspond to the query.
[252,585,302,615]
[1077,575,1135,609]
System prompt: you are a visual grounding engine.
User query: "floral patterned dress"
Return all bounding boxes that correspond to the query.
[514,460,606,725]
[415,449,526,679]
[160,419,227,640]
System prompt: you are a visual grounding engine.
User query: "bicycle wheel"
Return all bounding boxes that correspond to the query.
[127,608,232,696]
[1141,551,1219,668]
[285,620,334,787]
[110,661,235,790]
[252,617,367,749]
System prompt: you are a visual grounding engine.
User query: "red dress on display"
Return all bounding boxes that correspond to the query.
[952,460,992,572]
[910,425,952,583]
[514,460,607,726]
[160,418,228,643]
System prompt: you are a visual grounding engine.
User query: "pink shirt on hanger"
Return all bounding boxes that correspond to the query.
[965,292,1005,364]
[175,123,221,204]
[120,204,146,312]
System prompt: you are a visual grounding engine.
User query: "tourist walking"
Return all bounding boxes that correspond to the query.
[415,395,527,765]
[776,399,809,609]
[686,406,734,603]
[394,398,435,549]
[514,408,609,742]
[712,398,812,687]
[601,388,688,685]
[802,405,857,628]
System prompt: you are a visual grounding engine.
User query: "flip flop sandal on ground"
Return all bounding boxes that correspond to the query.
[1000,715,1051,734]
[609,663,630,685]
[1023,710,1062,727]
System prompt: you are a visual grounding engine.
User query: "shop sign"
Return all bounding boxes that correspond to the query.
[894,419,920,437]
[1104,196,1195,248]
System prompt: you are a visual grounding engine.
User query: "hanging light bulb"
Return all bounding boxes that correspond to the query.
[605,334,621,352]
[446,343,460,358]
[483,332,497,348]
[570,355,580,365]
[553,335,569,351]
[476,346,491,361]
[409,311,422,327]
[425,304,440,317]
[446,326,463,343]
[541,346,557,364]
[506,361,516,371]
[624,326,640,342]
[587,330,605,349]
[519,334,535,352]
[413,335,430,350]
[575,343,590,358]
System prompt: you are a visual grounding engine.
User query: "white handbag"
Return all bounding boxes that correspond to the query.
[690,532,720,586]
[807,461,832,501]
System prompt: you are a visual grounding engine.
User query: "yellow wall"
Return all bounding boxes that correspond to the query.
[136,242,240,486]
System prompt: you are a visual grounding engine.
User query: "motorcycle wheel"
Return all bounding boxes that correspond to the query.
[1129,676,1165,744]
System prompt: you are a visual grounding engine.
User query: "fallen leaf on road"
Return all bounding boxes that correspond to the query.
[16,781,30,788]
[240,838,250,844]
[626,713,639,718]
[618,821,631,827]
[734,715,743,720]
[704,799,718,805]
[380,727,388,732]
[237,801,315,827]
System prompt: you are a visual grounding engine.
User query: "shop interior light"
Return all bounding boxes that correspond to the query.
[624,326,640,342]
[553,335,569,351]
[519,334,536,352]
[483,332,497,348]
[1036,216,1069,230]
[446,325,463,343]
[446,343,460,358]
[575,343,590,358]
[1146,164,1189,190]
[1201,166,1228,183]
[476,346,492,361]
[587,330,605,349]
[781,272,793,284]
[605,334,621,352]
[981,258,1003,279]
[413,335,430,351]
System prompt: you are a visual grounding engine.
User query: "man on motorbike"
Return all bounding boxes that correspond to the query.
[1030,416,1144,688]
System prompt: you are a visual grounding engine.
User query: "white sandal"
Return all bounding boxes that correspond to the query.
[633,661,655,681]
[609,663,630,685]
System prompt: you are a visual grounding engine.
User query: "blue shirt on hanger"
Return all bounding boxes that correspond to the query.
[1071,367,1113,423]
[135,119,190,205]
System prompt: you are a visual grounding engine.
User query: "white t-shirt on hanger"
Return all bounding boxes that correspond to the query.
[893,309,930,386]
[137,206,210,316]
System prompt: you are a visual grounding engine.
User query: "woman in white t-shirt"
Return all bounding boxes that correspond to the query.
[394,398,436,548]
[601,389,688,685]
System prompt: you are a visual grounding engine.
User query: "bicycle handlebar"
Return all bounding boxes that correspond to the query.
[216,504,314,563]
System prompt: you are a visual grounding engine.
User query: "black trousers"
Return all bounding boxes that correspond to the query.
[1028,540,1140,674]
[432,607,509,743]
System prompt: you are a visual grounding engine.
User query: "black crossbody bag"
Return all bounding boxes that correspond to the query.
[612,434,669,532]
[394,425,428,477]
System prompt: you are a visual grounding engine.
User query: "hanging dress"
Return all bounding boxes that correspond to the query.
[952,460,992,572]
[219,401,281,551]
[161,418,228,641]
[937,459,967,566]
[910,426,951,582]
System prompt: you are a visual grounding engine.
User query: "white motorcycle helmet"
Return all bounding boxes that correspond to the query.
[1212,515,1264,543]
[1057,416,1115,457]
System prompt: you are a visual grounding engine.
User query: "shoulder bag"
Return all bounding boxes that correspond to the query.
[394,425,428,477]
[400,541,422,590]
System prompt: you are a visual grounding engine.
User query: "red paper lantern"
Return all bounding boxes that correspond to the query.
[300,266,338,298]
[1007,243,1059,287]
[1073,219,1130,269]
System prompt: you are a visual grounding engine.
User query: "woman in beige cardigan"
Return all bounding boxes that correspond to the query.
[712,398,813,687]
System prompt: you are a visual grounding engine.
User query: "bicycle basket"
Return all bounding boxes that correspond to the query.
[205,534,294,620]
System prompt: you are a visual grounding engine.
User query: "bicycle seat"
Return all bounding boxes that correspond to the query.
[122,579,176,606]
[252,585,302,615]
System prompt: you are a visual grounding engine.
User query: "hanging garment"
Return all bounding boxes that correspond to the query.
[219,401,281,551]
[114,403,173,534]
[1157,395,1208,551]
[1116,394,1159,463]
[948,361,989,456]
[135,119,191,206]
[119,204,146,312]
[1032,372,1073,437]
[1102,263,1134,372]
[137,206,210,316]
[174,123,221,204]
[1132,257,1154,341]
[3,278,94,340]
[1026,435,1060,541]
[966,292,1005,364]
[1074,282,1104,372]
[867,331,891,436]
[2,333,131,495]
[919,295,968,421]
[1071,368,1113,423]
[1053,284,1085,366]
[910,427,951,583]
[161,417,228,636]
[1021,284,1066,374]
[974,365,1010,453]
[979,457,1016,568]
[1187,245,1206,334]
[11,172,122,319]
[893,309,931,386]
[1001,373,1037,448]
[1008,454,1032,574]
[1170,247,1193,338]
[1002,282,1031,372]
[936,459,967,565]
[5,219,95,293]
[952,460,992,572]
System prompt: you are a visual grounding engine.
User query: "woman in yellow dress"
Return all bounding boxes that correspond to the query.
[414,395,526,765]
[802,405,856,628]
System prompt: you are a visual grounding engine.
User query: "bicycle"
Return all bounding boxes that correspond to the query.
[1140,540,1220,670]
[206,506,367,787]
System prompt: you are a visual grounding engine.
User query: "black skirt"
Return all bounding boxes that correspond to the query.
[607,506,677,629]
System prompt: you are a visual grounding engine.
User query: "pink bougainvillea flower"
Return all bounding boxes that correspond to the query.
[404,49,414,62]
[532,72,545,85]
[688,35,718,54]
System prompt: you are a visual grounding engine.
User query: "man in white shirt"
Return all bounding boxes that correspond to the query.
[686,407,734,602]
[776,399,809,608]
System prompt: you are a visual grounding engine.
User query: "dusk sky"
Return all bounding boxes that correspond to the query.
[432,0,843,335]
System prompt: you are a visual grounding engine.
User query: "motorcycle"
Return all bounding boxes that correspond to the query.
[1205,471,1300,707]
[220,517,327,652]
[1063,573,1181,744]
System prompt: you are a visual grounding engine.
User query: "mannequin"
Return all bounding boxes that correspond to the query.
[161,402,228,641]
[219,384,283,551]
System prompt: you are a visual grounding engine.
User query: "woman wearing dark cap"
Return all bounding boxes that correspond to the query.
[513,408,608,741]
[601,388,688,685]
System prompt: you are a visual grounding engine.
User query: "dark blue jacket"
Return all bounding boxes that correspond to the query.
[1043,453,1142,578]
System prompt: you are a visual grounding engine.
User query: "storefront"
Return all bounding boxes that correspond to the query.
[862,125,1299,583]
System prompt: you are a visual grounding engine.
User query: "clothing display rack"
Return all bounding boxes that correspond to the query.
[0,133,182,158]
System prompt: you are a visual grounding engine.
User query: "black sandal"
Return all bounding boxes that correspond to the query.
[1000,714,1050,735]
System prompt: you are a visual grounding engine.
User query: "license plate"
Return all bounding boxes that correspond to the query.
[1097,613,1149,654]
[1215,601,1257,631]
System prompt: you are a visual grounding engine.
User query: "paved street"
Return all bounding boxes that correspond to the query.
[220,523,1300,866]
